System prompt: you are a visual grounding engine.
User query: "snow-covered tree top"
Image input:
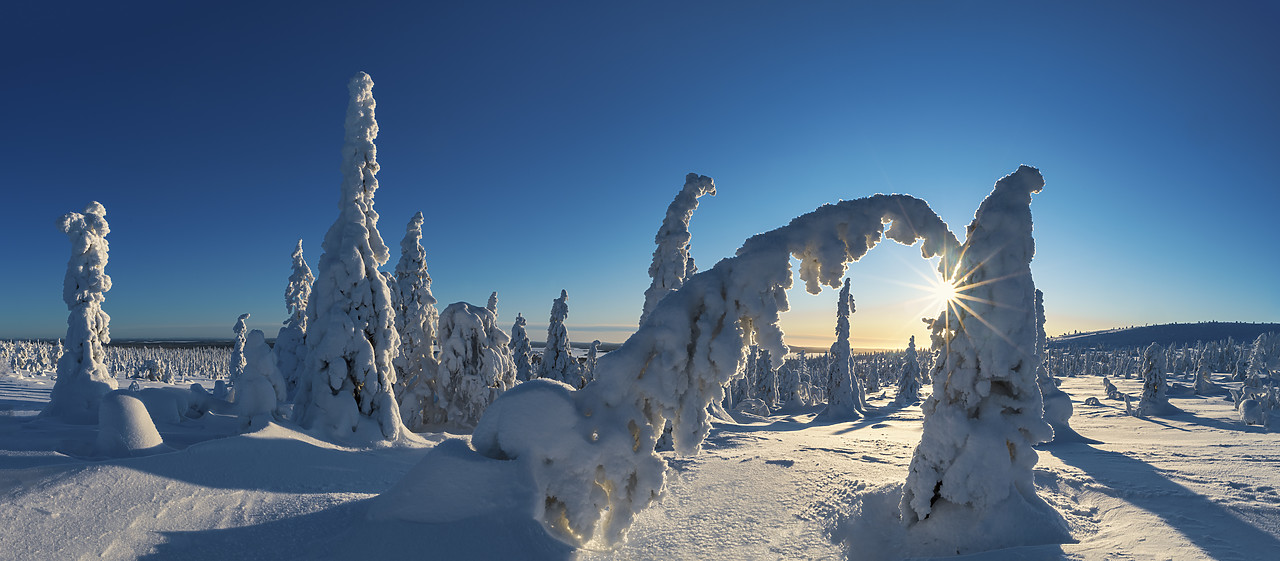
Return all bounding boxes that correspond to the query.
[395,212,425,275]
[58,201,112,307]
[488,292,498,314]
[285,239,314,318]
[322,71,389,267]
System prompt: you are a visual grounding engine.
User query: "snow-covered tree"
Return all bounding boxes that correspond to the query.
[487,291,498,314]
[821,278,863,419]
[584,340,601,385]
[229,313,250,384]
[1194,353,1223,396]
[293,72,404,440]
[435,302,516,427]
[539,289,582,387]
[391,211,442,430]
[776,360,805,410]
[900,166,1069,552]
[232,329,287,429]
[639,173,716,325]
[1035,289,1076,442]
[275,240,313,399]
[43,202,117,424]
[509,313,535,382]
[895,336,922,404]
[1135,342,1175,416]
[755,348,777,410]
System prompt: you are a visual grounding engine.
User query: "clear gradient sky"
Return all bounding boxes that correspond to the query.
[2,1,1277,349]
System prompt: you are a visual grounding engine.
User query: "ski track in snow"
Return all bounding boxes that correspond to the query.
[1,372,1277,560]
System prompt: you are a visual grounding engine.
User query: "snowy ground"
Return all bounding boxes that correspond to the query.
[1,371,1277,560]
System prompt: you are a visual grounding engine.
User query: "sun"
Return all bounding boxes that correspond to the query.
[926,271,960,311]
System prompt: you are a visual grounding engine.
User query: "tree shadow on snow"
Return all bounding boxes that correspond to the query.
[141,497,576,561]
[1053,443,1280,559]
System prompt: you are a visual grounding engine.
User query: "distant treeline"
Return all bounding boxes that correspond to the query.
[1049,321,1280,349]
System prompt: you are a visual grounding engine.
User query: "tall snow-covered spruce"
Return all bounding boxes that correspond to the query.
[539,289,582,387]
[640,173,715,325]
[900,166,1069,553]
[391,212,442,431]
[42,202,117,424]
[821,278,863,419]
[293,72,404,440]
[276,240,313,398]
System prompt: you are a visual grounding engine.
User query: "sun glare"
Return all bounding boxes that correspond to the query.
[928,272,960,311]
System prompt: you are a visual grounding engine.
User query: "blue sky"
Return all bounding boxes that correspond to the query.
[2,1,1277,348]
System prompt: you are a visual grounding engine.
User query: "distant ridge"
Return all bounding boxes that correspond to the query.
[1049,321,1280,349]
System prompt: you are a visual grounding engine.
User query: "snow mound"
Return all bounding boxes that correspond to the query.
[96,391,167,456]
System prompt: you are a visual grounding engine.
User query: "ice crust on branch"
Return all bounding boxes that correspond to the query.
[43,202,117,424]
[457,187,960,547]
[640,173,716,326]
[293,72,404,441]
[899,166,1069,553]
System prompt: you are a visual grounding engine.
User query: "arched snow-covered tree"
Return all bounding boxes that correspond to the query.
[640,173,715,325]
[391,212,442,430]
[435,302,516,427]
[509,314,535,383]
[821,278,863,419]
[43,202,117,424]
[276,240,313,398]
[293,72,404,441]
[539,290,582,387]
[900,166,1069,553]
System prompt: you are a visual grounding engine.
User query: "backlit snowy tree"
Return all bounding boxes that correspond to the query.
[539,289,582,387]
[895,336,922,404]
[275,240,313,398]
[639,173,716,325]
[900,166,1069,552]
[391,212,442,430]
[293,72,404,440]
[1035,289,1077,441]
[509,314,535,382]
[821,278,863,419]
[435,302,516,427]
[43,202,117,424]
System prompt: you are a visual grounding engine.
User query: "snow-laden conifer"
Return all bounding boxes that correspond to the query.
[539,290,582,387]
[639,173,715,325]
[509,314,535,382]
[43,202,117,424]
[229,313,250,385]
[391,212,442,430]
[233,329,287,429]
[900,166,1069,552]
[293,72,404,440]
[584,340,601,385]
[821,278,863,419]
[435,302,515,427]
[1035,289,1076,442]
[487,291,498,314]
[1136,342,1175,416]
[895,336,922,404]
[275,240,313,398]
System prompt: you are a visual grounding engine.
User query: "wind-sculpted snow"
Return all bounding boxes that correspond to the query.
[899,165,1070,552]
[293,72,404,441]
[460,188,961,547]
[43,202,116,424]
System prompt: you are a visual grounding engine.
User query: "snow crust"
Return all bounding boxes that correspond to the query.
[43,202,117,424]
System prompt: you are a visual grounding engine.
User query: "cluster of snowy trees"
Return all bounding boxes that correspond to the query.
[0,340,63,375]
[39,71,1274,556]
